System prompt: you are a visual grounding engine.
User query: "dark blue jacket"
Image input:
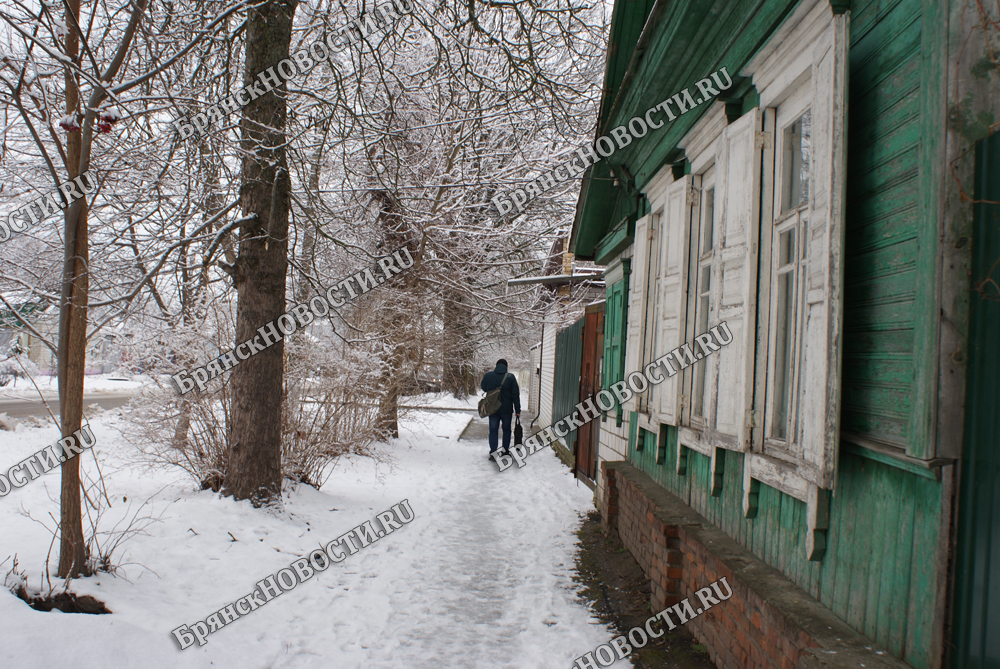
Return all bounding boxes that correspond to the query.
[480,363,521,415]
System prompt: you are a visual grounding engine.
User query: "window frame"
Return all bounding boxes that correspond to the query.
[646,102,729,460]
[761,92,813,463]
[686,166,717,430]
[743,0,849,509]
[638,210,662,416]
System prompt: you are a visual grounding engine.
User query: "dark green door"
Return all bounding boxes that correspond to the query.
[952,131,1000,668]
[553,318,584,453]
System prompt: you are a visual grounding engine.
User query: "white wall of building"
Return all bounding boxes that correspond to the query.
[595,415,629,511]
[528,344,540,415]
[538,312,558,429]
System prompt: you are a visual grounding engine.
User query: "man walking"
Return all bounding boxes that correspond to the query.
[481,358,521,460]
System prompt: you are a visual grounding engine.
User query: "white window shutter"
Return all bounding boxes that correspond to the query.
[657,176,692,425]
[797,13,848,489]
[623,215,650,413]
[708,108,763,452]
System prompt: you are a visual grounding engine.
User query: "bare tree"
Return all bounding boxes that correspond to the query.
[222,0,298,506]
[0,0,249,576]
[300,0,608,416]
[0,0,608,517]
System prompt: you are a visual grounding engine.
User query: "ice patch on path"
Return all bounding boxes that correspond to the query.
[0,408,629,668]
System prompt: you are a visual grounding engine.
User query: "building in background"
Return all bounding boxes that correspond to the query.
[515,238,604,481]
[0,297,58,371]
[0,297,137,375]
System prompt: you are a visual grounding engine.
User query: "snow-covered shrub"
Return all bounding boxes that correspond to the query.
[121,329,385,491]
[0,412,20,431]
[3,556,29,602]
[121,378,231,491]
[281,335,383,487]
[83,495,162,578]
[0,353,41,388]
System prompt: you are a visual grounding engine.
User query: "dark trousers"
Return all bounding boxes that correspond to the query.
[489,412,513,453]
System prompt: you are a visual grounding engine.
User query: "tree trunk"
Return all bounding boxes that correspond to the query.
[442,291,475,399]
[375,344,403,439]
[370,190,416,439]
[223,0,297,507]
[56,0,89,579]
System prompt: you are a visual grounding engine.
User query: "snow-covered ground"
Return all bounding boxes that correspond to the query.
[0,404,626,668]
[401,391,480,410]
[0,373,154,399]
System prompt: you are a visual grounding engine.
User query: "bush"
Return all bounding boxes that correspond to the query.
[0,353,41,387]
[122,334,385,492]
[281,335,384,486]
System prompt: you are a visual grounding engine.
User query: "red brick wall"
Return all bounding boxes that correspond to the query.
[602,466,818,669]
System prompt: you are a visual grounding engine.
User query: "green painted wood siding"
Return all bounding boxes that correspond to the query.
[600,1,949,666]
[842,0,939,456]
[628,419,941,668]
[604,276,628,424]
[553,319,584,451]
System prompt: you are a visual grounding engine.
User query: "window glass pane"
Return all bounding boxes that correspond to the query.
[779,227,796,266]
[771,259,795,440]
[781,111,811,212]
[693,265,711,417]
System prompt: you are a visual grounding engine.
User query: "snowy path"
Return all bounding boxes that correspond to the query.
[388,443,571,668]
[0,409,627,669]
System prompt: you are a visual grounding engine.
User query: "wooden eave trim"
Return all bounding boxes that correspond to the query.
[743,0,829,83]
[570,165,595,258]
[601,0,668,136]
[594,215,636,266]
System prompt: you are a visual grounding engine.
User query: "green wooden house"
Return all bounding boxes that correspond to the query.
[568,0,1000,666]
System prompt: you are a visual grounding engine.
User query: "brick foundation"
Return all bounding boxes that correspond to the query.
[601,462,910,669]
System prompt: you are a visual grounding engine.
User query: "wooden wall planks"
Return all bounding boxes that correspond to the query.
[627,423,940,668]
[842,0,933,454]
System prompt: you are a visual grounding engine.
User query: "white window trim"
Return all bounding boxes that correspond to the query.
[761,93,813,464]
[686,166,717,435]
[639,206,662,417]
[638,167,674,419]
[742,0,848,510]
[638,103,732,462]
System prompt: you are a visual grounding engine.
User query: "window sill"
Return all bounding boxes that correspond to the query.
[678,426,713,458]
[840,432,952,481]
[747,452,810,502]
[761,440,800,465]
[636,412,658,436]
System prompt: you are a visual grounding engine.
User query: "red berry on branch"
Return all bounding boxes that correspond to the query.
[99,108,121,125]
[58,114,81,133]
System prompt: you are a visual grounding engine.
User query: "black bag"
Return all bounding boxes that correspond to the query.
[478,372,509,418]
[513,416,523,446]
